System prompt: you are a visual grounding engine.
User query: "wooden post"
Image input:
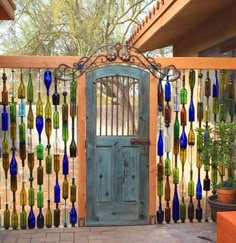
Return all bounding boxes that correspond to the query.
[77,73,86,226]
[148,74,157,224]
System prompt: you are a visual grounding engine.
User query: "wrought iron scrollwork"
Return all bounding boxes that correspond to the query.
[56,43,180,82]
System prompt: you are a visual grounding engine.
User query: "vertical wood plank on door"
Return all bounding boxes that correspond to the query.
[86,71,97,221]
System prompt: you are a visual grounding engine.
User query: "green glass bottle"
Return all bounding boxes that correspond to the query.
[27,105,34,129]
[46,155,52,174]
[11,205,18,230]
[63,178,69,200]
[45,99,52,137]
[19,123,26,161]
[20,182,27,206]
[28,187,35,206]
[70,182,76,203]
[53,111,59,129]
[2,134,9,178]
[205,71,211,97]
[188,180,194,197]
[165,156,171,176]
[189,69,195,91]
[37,143,44,160]
[37,186,44,208]
[180,87,187,105]
[4,204,10,230]
[18,72,25,99]
[62,103,69,142]
[36,93,43,117]
[20,207,27,229]
[27,72,34,103]
[46,201,52,228]
[173,167,179,184]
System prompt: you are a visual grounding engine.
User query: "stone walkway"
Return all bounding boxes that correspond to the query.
[0,222,216,243]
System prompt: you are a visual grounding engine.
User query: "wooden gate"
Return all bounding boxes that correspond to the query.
[86,65,149,225]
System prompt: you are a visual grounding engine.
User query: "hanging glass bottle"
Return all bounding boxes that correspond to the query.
[172,75,180,223]
[62,79,69,227]
[164,77,171,223]
[156,78,164,224]
[44,70,53,228]
[187,69,195,223]
[36,70,44,228]
[2,71,10,230]
[27,69,35,229]
[195,71,203,222]
[18,69,27,229]
[53,74,61,227]
[69,74,78,226]
[179,72,187,223]
[203,70,211,222]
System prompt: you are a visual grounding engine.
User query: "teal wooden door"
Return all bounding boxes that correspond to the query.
[86,65,149,226]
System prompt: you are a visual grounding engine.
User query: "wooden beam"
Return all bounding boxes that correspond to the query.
[77,73,86,226]
[155,57,236,70]
[0,56,80,68]
[148,74,157,223]
[1,56,236,70]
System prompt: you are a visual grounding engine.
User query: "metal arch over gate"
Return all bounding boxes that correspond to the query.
[56,43,180,226]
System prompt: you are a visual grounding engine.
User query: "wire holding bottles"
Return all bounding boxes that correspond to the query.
[36,69,45,228]
[2,70,10,230]
[44,70,53,228]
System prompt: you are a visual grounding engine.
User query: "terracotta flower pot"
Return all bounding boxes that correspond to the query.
[217,188,236,204]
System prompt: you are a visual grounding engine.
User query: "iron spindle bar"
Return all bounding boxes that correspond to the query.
[99,80,102,136]
[122,77,125,135]
[105,78,108,136]
[116,75,119,136]
[111,77,114,136]
[127,77,130,136]
[133,80,135,135]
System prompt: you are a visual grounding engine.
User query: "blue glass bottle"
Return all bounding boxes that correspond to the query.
[63,153,69,175]
[28,207,35,229]
[180,129,187,149]
[70,205,77,227]
[2,106,8,131]
[36,116,44,139]
[54,180,60,203]
[165,81,171,102]
[196,176,202,200]
[10,149,17,176]
[213,70,219,98]
[157,131,164,156]
[172,184,179,223]
[189,97,195,122]
[44,71,52,96]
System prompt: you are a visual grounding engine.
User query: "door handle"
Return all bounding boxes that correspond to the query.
[130,138,150,145]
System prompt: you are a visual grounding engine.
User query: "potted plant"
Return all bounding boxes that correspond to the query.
[196,121,236,221]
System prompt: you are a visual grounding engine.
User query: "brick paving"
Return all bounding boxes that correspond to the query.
[0,222,216,243]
